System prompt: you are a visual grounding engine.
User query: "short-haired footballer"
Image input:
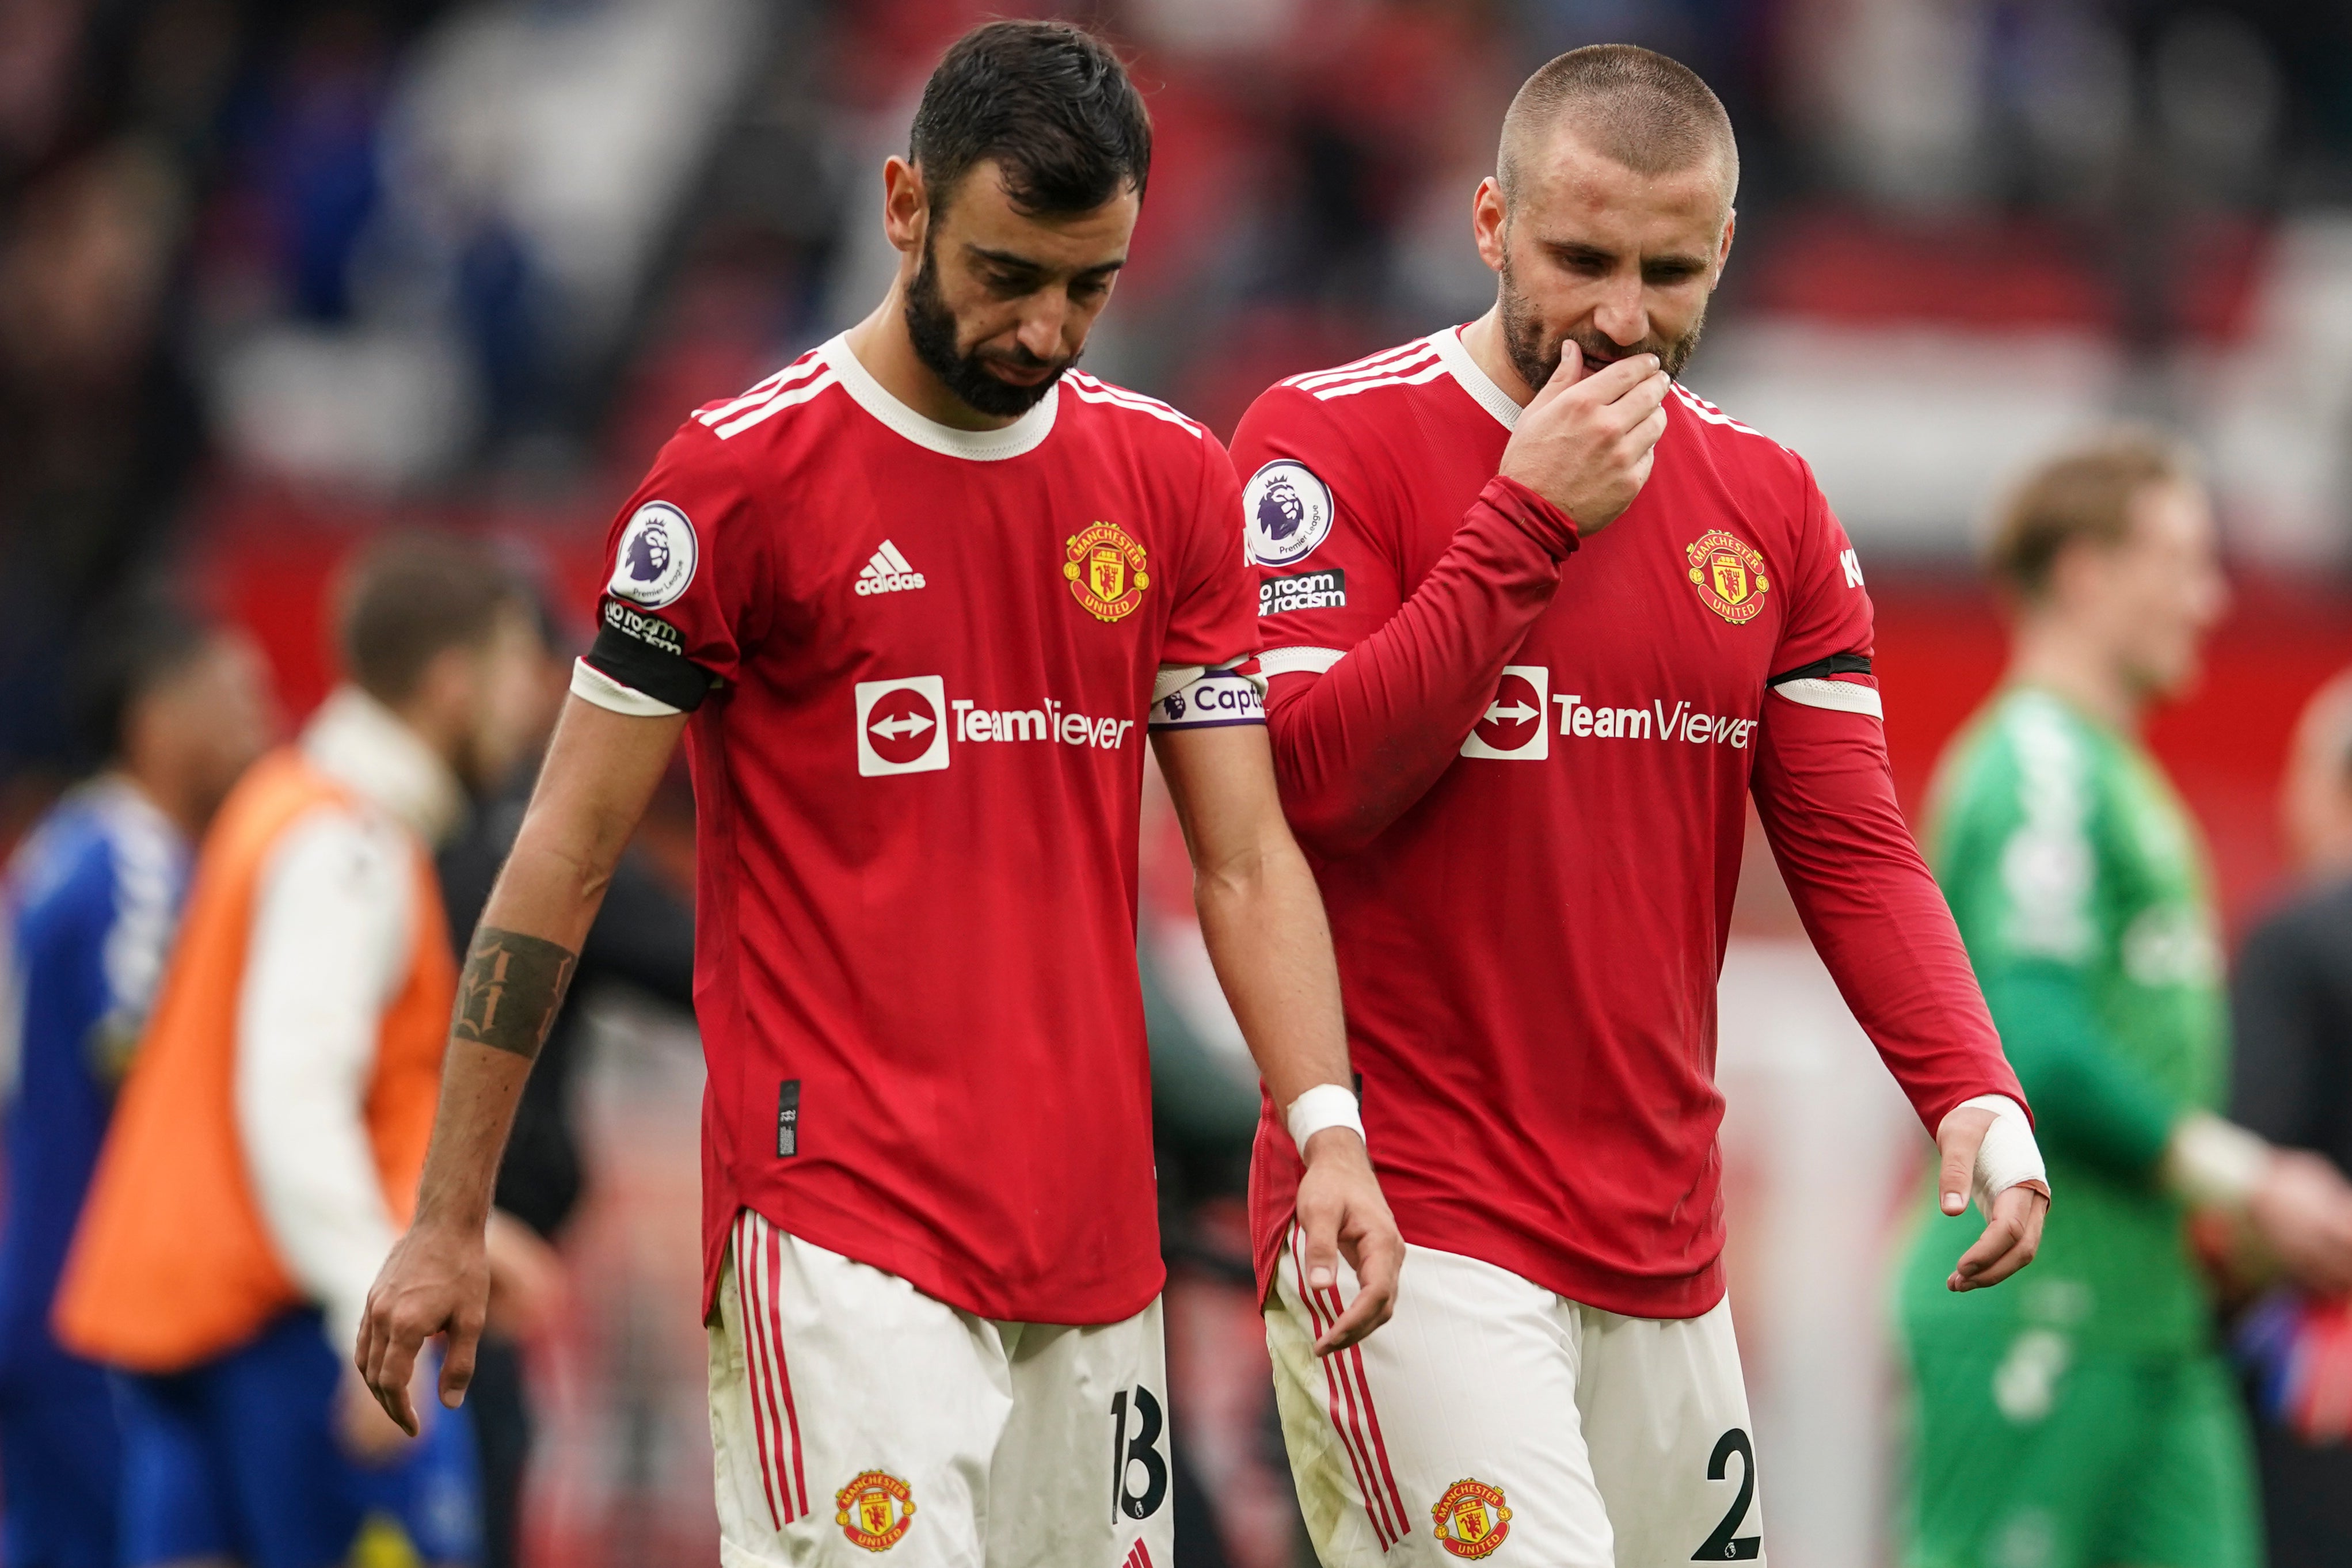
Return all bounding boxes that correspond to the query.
[354,21,1400,1568]
[1232,44,2051,1568]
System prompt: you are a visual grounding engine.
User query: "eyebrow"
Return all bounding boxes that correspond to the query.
[963,243,1126,278]
[1539,238,1710,276]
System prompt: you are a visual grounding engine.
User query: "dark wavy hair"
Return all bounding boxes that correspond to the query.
[909,20,1151,218]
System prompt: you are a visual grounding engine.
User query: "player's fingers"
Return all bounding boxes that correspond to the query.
[1935,1110,1990,1218]
[1948,1212,2024,1291]
[440,1311,482,1411]
[1314,1239,1398,1356]
[1580,352,1657,403]
[1299,1204,1344,1299]
[1525,341,1589,409]
[354,1306,377,1377]
[371,1326,424,1437]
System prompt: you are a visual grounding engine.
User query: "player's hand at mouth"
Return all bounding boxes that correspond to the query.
[1297,1126,1405,1355]
[356,1213,493,1437]
[1498,348,1671,538]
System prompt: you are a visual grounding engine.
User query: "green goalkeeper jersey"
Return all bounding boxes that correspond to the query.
[1897,686,2227,1353]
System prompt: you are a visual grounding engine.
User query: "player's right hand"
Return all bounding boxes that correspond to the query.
[356,1214,491,1438]
[1296,1127,1404,1356]
[2247,1149,2352,1295]
[1497,350,1671,538]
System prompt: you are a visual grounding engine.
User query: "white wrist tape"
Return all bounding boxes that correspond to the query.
[1287,1083,1364,1156]
[2162,1112,2271,1211]
[1951,1094,2049,1217]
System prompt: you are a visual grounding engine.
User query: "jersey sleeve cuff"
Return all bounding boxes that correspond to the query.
[582,613,714,712]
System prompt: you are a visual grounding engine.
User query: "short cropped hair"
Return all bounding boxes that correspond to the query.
[909,20,1151,218]
[1985,430,2194,600]
[70,587,213,764]
[334,535,525,705]
[1499,44,1737,204]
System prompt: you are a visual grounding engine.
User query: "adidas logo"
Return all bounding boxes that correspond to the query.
[854,539,926,596]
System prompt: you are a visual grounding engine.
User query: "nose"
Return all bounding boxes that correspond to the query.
[1592,272,1647,351]
[1014,293,1069,361]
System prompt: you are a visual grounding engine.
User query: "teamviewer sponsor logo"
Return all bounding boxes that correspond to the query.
[856,676,949,775]
[1460,665,1550,760]
[1259,568,1346,616]
[854,539,926,596]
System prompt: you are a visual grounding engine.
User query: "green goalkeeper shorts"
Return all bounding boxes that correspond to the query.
[1901,1331,2259,1568]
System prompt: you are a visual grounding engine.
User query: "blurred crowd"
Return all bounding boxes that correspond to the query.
[4,1,2352,1566]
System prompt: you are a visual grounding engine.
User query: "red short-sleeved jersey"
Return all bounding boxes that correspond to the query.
[577,337,1263,1326]
[1235,326,2014,1318]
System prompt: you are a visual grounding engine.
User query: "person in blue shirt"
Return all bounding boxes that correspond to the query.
[0,593,272,1568]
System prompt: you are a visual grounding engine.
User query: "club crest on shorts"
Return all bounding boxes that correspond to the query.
[1685,530,1769,625]
[835,1470,915,1552]
[1430,1478,1512,1560]
[610,501,698,609]
[1065,521,1149,623]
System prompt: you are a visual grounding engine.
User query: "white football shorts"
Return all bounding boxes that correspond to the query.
[1268,1227,1764,1567]
[709,1208,1174,1568]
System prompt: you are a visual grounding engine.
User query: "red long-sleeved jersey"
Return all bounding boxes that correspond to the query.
[1235,326,2026,1318]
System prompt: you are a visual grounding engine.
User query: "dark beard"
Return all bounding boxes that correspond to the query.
[904,245,1074,418]
[1498,254,1707,392]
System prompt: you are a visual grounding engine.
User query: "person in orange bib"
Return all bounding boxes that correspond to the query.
[55,538,551,1568]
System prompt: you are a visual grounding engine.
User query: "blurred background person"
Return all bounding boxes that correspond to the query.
[49,538,546,1568]
[2228,666,2352,1568]
[0,592,271,1568]
[433,596,687,1568]
[1894,433,2352,1568]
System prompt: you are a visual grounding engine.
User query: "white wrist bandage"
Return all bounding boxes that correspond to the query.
[1287,1083,1364,1156]
[2162,1112,2271,1211]
[1951,1094,2049,1217]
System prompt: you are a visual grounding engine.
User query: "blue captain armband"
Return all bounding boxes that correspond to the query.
[1149,660,1268,730]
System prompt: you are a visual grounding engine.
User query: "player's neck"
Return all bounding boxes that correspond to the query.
[111,759,205,844]
[843,292,1023,433]
[1459,307,1537,409]
[2007,626,2144,736]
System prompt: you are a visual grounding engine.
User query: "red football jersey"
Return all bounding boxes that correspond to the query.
[1234,326,2022,1318]
[576,336,1263,1325]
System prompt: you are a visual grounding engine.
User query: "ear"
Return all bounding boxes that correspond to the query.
[1471,177,1508,276]
[882,156,927,258]
[1714,208,1737,285]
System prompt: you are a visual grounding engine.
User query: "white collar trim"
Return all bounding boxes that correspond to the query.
[1434,325,1525,432]
[820,333,1059,461]
[301,686,466,847]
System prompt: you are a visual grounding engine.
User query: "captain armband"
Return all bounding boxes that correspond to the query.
[1149,659,1268,730]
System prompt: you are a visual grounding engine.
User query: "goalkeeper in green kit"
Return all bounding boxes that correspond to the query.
[1897,432,2352,1568]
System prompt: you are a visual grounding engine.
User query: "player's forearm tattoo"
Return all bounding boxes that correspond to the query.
[451,927,579,1060]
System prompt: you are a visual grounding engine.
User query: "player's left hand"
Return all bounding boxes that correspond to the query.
[1296,1128,1404,1354]
[1937,1105,2049,1292]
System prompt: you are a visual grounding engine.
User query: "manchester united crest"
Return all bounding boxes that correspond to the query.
[1431,1478,1512,1560]
[1065,521,1150,623]
[836,1470,916,1552]
[1685,530,1770,625]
